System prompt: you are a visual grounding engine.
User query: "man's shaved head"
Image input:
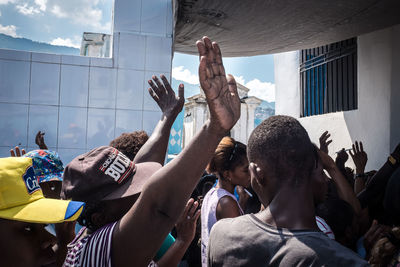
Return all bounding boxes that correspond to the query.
[248,115,315,185]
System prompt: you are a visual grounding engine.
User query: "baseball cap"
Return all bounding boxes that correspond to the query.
[23,149,64,183]
[0,157,84,223]
[61,146,161,202]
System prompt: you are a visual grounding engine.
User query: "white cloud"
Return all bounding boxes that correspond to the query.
[172,66,275,102]
[0,0,17,4]
[16,3,40,15]
[245,79,275,102]
[4,0,108,31]
[50,37,80,48]
[35,0,46,11]
[47,0,108,32]
[50,4,66,17]
[233,75,245,85]
[0,24,19,37]
[172,66,199,85]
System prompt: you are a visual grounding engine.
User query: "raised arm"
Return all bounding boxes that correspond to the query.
[319,131,332,154]
[112,36,240,267]
[35,131,48,150]
[133,75,184,165]
[318,149,362,216]
[156,198,200,267]
[349,141,368,194]
[357,143,400,208]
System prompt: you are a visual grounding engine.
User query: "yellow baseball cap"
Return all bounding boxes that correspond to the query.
[0,157,84,223]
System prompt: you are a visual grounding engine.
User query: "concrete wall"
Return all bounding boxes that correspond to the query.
[0,0,174,164]
[274,24,400,171]
[274,50,300,117]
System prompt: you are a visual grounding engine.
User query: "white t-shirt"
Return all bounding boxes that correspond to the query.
[201,187,243,267]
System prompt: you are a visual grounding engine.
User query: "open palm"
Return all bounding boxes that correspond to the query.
[196,36,240,134]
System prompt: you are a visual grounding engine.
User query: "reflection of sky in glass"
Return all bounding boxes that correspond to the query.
[89,67,116,109]
[0,60,30,103]
[116,69,144,110]
[115,110,142,137]
[0,103,28,147]
[58,107,87,149]
[57,148,87,166]
[143,111,161,135]
[87,108,115,150]
[30,62,60,105]
[28,105,58,148]
[60,65,89,107]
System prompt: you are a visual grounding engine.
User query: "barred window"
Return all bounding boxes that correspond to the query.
[300,38,357,117]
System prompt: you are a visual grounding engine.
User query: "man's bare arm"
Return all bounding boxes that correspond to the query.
[319,150,362,215]
[112,36,240,267]
[133,75,184,165]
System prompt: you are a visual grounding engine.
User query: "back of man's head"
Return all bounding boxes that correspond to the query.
[248,115,315,186]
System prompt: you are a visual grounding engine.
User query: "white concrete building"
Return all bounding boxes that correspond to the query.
[0,0,174,163]
[274,25,400,171]
[183,84,262,146]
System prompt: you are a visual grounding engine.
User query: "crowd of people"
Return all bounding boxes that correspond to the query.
[0,36,399,267]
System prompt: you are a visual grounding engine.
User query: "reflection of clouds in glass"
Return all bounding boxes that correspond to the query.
[0,103,28,147]
[143,111,161,135]
[115,110,142,138]
[87,108,115,149]
[28,105,58,147]
[58,107,87,149]
[57,148,87,166]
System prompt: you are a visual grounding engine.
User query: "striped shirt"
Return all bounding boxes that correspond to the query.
[63,222,116,267]
[63,222,158,267]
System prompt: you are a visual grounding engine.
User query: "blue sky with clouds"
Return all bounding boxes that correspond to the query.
[0,0,275,102]
[172,52,275,102]
[0,0,112,47]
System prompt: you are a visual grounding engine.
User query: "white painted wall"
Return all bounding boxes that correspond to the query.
[0,0,174,164]
[274,50,300,117]
[274,24,400,171]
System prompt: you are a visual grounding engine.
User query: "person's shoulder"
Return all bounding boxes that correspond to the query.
[307,234,368,266]
[217,194,239,208]
[211,214,253,233]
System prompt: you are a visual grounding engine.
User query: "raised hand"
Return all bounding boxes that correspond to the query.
[196,36,240,135]
[335,148,349,167]
[175,198,201,244]
[319,131,332,154]
[35,130,48,150]
[10,146,26,157]
[349,141,368,174]
[148,75,184,119]
[317,149,336,171]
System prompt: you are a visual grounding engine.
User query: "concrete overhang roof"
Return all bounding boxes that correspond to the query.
[174,0,400,56]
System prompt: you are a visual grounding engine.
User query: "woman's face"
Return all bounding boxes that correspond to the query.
[228,157,251,188]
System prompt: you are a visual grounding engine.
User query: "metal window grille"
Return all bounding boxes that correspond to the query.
[300,38,357,117]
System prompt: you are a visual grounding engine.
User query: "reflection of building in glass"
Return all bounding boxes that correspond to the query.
[183,84,262,146]
[80,33,111,58]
